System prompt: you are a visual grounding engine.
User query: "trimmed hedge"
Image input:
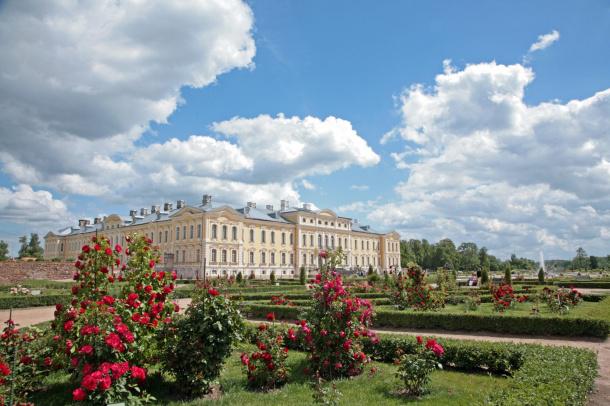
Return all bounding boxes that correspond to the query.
[242,303,609,338]
[374,309,609,338]
[0,294,70,309]
[557,281,610,289]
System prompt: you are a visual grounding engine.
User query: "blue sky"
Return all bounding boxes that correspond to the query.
[1,0,609,259]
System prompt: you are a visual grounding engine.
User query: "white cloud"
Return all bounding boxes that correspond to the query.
[0,185,71,224]
[529,30,560,52]
[373,61,610,258]
[337,198,380,213]
[350,184,369,191]
[301,179,316,190]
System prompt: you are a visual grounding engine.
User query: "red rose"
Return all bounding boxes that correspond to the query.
[63,320,74,332]
[43,357,52,367]
[94,244,101,251]
[149,260,155,269]
[319,250,328,258]
[266,312,276,322]
[20,356,32,365]
[78,345,94,355]
[114,244,122,253]
[240,353,250,365]
[81,245,90,253]
[208,288,219,296]
[416,336,423,344]
[72,388,87,401]
[130,365,146,381]
[144,285,153,293]
[105,247,112,256]
[99,375,111,391]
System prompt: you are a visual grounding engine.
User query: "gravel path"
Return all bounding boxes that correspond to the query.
[1,299,607,405]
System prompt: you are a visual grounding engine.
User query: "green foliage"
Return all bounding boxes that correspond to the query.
[241,323,288,390]
[299,266,306,285]
[572,247,589,270]
[504,264,512,285]
[537,267,545,283]
[367,265,374,276]
[270,271,276,285]
[0,241,8,261]
[395,338,443,396]
[480,267,489,285]
[18,234,43,259]
[162,288,243,397]
[236,272,243,284]
[435,268,456,293]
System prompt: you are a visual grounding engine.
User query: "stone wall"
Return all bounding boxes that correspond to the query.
[0,261,74,283]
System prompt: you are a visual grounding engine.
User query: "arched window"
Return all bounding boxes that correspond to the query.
[212,224,217,239]
[222,249,227,263]
[249,251,254,264]
[232,226,237,241]
[211,249,217,262]
[261,252,266,264]
[250,229,254,242]
[222,225,228,240]
[271,252,275,265]
[281,253,286,265]
[231,250,237,263]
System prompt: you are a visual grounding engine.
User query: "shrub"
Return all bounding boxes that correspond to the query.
[270,271,276,285]
[504,265,512,285]
[241,319,288,390]
[236,271,243,284]
[249,271,256,280]
[538,268,545,283]
[163,287,243,397]
[299,266,306,285]
[541,287,582,314]
[463,290,481,311]
[0,320,53,404]
[296,248,377,379]
[395,336,444,396]
[391,265,444,311]
[481,267,489,285]
[367,265,374,276]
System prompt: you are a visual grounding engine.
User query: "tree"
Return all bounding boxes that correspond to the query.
[572,247,589,270]
[299,266,306,285]
[0,240,8,261]
[367,264,374,276]
[18,235,28,258]
[236,271,243,284]
[28,233,44,259]
[270,270,276,284]
[504,263,512,285]
[480,266,489,285]
[538,267,545,283]
[589,256,599,270]
[457,242,480,272]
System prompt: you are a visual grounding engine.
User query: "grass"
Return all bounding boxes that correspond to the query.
[30,344,508,405]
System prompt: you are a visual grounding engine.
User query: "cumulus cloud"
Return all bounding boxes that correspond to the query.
[0,0,255,196]
[373,61,610,258]
[0,185,71,224]
[529,30,560,52]
[301,179,316,190]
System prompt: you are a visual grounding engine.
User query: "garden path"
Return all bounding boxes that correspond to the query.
[0,298,607,404]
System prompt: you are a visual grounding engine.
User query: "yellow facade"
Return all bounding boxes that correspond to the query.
[44,198,401,279]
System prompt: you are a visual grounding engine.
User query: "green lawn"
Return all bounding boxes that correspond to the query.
[31,344,508,405]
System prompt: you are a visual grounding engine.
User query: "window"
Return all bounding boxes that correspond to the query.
[158,232,161,243]
[222,249,227,263]
[355,257,358,266]
[331,236,335,248]
[261,252,266,264]
[175,250,179,262]
[261,230,266,243]
[310,254,314,265]
[271,252,275,265]
[338,238,342,248]
[249,229,254,242]
[310,235,313,246]
[361,240,364,250]
[325,235,328,248]
[211,249,217,262]
[232,226,237,241]
[302,253,307,265]
[289,233,293,245]
[344,238,347,247]
[231,250,237,263]
[290,253,294,265]
[281,232,285,245]
[318,220,321,224]
[325,221,328,225]
[271,231,275,244]
[249,251,254,264]
[175,227,180,240]
[281,253,286,265]
[302,234,306,247]
[164,230,168,243]
[354,239,357,249]
[190,225,194,239]
[196,249,200,262]
[366,241,369,250]
[183,226,186,240]
[222,225,227,240]
[197,224,202,238]
[310,219,314,224]
[318,235,322,248]
[212,224,217,239]
[182,250,186,262]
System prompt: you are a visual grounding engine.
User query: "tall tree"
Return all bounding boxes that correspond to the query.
[27,233,44,259]
[0,240,8,261]
[433,238,458,270]
[572,247,589,270]
[18,235,28,258]
[457,242,480,272]
[589,256,599,269]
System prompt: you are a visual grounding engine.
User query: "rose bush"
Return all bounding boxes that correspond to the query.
[395,336,444,396]
[542,287,582,314]
[51,234,178,404]
[162,286,243,397]
[241,317,288,390]
[491,283,527,312]
[392,264,444,311]
[296,248,377,379]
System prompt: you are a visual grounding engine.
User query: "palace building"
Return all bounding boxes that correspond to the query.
[44,195,401,279]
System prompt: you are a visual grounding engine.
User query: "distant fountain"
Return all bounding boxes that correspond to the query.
[539,251,546,272]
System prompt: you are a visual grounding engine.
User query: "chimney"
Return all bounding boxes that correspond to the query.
[246,201,256,208]
[140,208,149,216]
[163,202,173,212]
[280,200,289,211]
[93,217,101,225]
[78,219,89,228]
[303,203,312,211]
[129,209,137,217]
[266,204,274,211]
[202,194,212,205]
[151,205,160,214]
[176,199,185,209]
